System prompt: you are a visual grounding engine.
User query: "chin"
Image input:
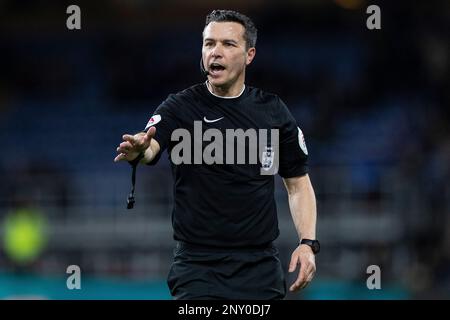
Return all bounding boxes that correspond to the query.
[208,78,228,88]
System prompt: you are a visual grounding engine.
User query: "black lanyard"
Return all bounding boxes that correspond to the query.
[127,152,145,209]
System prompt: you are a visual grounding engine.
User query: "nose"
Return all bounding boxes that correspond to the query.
[211,44,223,59]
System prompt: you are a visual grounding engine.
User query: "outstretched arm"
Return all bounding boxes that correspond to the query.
[283,174,317,292]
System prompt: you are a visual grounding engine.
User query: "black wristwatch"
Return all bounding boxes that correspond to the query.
[300,239,320,254]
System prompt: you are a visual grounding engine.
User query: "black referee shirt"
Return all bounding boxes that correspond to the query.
[143,83,308,248]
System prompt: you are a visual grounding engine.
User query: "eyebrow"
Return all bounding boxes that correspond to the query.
[204,38,239,44]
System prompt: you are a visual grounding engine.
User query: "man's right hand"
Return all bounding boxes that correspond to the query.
[114,126,156,163]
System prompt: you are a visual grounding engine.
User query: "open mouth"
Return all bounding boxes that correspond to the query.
[209,62,226,74]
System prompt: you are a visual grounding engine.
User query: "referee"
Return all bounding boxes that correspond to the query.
[114,10,319,300]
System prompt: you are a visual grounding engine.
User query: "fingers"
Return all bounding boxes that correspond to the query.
[306,269,315,283]
[122,134,136,144]
[298,266,315,290]
[115,132,147,162]
[289,254,316,292]
[299,266,315,290]
[288,252,305,292]
[114,134,138,162]
[288,254,299,273]
[114,153,127,163]
[289,264,308,292]
[116,141,132,153]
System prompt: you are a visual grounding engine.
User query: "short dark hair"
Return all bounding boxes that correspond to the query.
[205,10,257,49]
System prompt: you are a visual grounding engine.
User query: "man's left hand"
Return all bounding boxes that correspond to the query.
[288,244,316,292]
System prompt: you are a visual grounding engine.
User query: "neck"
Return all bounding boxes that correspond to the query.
[207,76,245,97]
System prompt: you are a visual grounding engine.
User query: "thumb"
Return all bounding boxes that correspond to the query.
[289,254,299,273]
[144,126,156,141]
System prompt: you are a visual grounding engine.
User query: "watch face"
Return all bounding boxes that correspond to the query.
[312,241,320,253]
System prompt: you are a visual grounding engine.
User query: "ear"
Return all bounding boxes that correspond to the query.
[245,47,256,66]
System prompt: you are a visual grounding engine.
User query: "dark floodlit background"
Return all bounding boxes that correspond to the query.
[0,0,448,299]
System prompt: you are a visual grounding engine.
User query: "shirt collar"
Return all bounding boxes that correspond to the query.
[205,81,246,99]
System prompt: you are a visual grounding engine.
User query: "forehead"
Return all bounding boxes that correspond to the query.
[203,21,245,42]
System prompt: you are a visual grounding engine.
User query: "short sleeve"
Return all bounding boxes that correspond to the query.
[276,98,309,178]
[143,95,180,165]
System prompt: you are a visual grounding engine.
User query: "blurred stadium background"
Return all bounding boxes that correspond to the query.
[0,0,448,299]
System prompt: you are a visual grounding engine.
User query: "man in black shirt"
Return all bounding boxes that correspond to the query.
[114,10,318,300]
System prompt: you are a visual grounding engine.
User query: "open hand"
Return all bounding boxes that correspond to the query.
[114,126,156,162]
